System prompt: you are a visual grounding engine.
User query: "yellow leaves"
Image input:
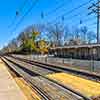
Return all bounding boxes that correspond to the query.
[39,40,46,48]
[47,73,100,97]
[38,40,48,54]
[21,30,48,53]
[33,31,40,36]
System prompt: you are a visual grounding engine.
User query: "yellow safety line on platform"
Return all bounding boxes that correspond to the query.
[15,78,41,100]
[47,72,100,97]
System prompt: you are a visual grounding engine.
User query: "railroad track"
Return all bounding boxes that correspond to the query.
[2,56,91,100]
[1,57,51,100]
[9,55,100,82]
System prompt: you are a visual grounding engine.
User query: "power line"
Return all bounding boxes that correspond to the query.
[88,0,100,43]
[8,0,28,28]
[40,0,69,19]
[11,0,39,33]
[10,0,96,35]
[48,0,95,25]
[44,0,71,17]
[47,13,96,32]
[19,0,28,12]
[49,11,95,27]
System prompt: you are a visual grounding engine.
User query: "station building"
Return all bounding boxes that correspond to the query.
[49,44,100,60]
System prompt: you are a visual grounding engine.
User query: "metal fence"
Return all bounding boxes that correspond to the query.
[13,54,100,73]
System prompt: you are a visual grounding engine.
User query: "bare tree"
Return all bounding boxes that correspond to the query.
[87,31,96,44]
[47,24,64,46]
[80,26,88,43]
[73,27,80,39]
[63,26,70,45]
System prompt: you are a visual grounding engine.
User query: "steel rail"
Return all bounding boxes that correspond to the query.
[9,55,100,82]
[3,56,92,100]
[1,57,51,100]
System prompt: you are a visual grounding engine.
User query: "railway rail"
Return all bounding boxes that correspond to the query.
[9,55,100,82]
[1,56,92,100]
[1,57,51,100]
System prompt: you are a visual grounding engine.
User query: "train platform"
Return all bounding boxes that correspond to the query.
[47,72,100,99]
[0,59,27,100]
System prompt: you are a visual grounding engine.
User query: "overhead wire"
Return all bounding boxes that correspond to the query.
[44,0,71,17]
[47,0,95,25]
[11,0,39,33]
[8,0,28,28]
[10,0,96,34]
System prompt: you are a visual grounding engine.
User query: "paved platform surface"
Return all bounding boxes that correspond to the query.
[47,72,100,98]
[0,59,27,100]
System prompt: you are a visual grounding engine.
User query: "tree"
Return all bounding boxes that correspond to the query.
[38,40,49,54]
[63,26,70,45]
[73,27,80,39]
[87,31,96,43]
[47,24,64,46]
[80,26,88,43]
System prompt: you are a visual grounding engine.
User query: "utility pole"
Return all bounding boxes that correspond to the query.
[88,0,100,43]
[97,0,100,43]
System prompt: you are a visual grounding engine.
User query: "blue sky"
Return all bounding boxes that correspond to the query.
[0,0,97,49]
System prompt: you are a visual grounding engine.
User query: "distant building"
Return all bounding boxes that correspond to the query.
[49,44,100,60]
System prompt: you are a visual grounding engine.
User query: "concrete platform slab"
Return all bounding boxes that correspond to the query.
[0,59,27,100]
